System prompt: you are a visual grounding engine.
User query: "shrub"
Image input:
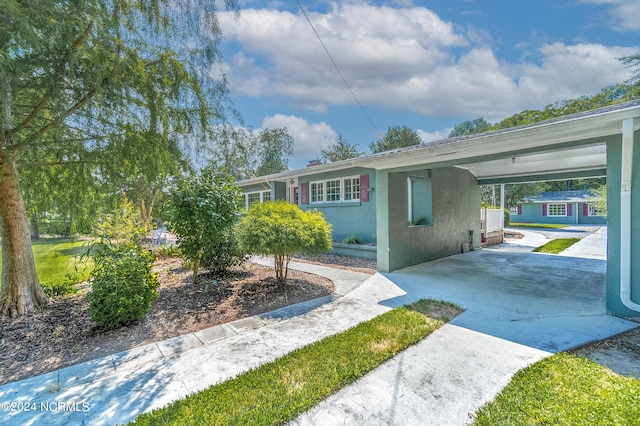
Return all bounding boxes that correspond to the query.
[87,243,159,329]
[236,201,332,283]
[88,196,158,328]
[42,272,80,298]
[342,235,363,244]
[169,166,246,282]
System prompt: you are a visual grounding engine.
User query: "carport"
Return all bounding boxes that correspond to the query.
[353,100,640,319]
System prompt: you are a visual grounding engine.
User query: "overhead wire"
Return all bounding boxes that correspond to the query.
[296,0,384,140]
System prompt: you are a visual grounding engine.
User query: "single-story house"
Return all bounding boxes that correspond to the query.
[511,190,606,225]
[237,100,640,320]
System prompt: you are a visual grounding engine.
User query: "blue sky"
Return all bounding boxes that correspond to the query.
[215,0,639,169]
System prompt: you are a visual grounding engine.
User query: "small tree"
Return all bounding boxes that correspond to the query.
[169,166,245,282]
[236,201,332,283]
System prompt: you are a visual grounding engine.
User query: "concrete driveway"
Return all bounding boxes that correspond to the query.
[296,228,637,425]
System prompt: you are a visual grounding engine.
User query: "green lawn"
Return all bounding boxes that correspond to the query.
[509,222,569,229]
[0,239,93,294]
[131,299,462,425]
[472,353,640,425]
[533,238,580,254]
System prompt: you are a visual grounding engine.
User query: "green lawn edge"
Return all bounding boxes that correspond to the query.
[0,240,93,289]
[130,299,463,426]
[509,223,569,229]
[472,353,640,425]
[533,238,581,254]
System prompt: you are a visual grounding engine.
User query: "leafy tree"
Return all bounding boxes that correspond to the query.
[0,0,237,316]
[320,135,361,162]
[255,128,295,176]
[169,166,245,283]
[369,126,422,154]
[621,52,640,85]
[480,183,542,208]
[448,118,493,138]
[208,126,259,181]
[592,184,607,219]
[236,201,332,283]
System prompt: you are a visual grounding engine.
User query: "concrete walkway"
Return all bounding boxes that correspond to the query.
[1,233,637,425]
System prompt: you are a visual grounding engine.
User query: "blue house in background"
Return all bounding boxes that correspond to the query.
[511,190,606,225]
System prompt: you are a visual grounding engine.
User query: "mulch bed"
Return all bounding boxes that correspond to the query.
[0,258,334,385]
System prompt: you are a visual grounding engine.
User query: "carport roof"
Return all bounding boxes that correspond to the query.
[237,100,640,186]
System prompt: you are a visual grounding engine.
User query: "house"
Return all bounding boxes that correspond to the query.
[511,190,606,225]
[237,100,640,320]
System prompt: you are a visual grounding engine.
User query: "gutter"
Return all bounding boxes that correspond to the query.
[620,118,640,312]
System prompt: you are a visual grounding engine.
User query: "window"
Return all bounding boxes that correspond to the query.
[344,177,360,201]
[588,203,602,216]
[547,203,566,217]
[243,190,271,209]
[308,175,364,204]
[247,192,261,207]
[326,179,341,201]
[311,182,324,203]
[509,206,518,215]
[408,177,432,226]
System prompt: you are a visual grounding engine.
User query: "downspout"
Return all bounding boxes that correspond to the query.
[620,118,640,312]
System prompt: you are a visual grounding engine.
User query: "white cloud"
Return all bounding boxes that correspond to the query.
[417,128,452,142]
[220,3,637,123]
[260,114,338,164]
[579,0,640,31]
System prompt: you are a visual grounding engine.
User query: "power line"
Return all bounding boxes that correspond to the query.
[296,0,383,140]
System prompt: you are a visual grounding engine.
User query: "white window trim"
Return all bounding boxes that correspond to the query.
[588,203,601,216]
[509,206,518,215]
[243,190,271,209]
[547,203,567,217]
[309,175,361,204]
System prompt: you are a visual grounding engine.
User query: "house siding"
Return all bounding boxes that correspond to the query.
[514,201,606,225]
[377,167,480,272]
[298,167,377,244]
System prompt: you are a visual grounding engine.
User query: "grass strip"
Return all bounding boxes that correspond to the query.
[131,299,462,425]
[509,222,569,229]
[533,238,580,254]
[472,353,640,425]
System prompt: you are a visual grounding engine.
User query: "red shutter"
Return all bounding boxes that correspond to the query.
[583,203,589,216]
[301,182,308,204]
[567,203,572,216]
[360,174,369,202]
[517,205,522,215]
[542,204,547,216]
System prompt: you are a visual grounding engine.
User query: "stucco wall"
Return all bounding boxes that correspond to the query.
[298,167,377,243]
[377,167,481,272]
[606,131,640,319]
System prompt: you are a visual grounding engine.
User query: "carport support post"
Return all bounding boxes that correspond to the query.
[619,118,640,313]
[376,170,391,273]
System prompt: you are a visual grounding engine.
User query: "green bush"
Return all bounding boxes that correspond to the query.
[236,201,332,283]
[342,235,363,244]
[169,166,246,282]
[42,272,81,297]
[88,244,159,329]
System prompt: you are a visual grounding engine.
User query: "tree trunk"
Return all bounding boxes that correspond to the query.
[0,156,47,317]
[30,216,40,241]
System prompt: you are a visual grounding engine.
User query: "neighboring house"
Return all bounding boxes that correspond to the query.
[510,190,606,225]
[237,100,640,320]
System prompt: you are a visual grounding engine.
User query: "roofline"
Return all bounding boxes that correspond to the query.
[237,100,640,187]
